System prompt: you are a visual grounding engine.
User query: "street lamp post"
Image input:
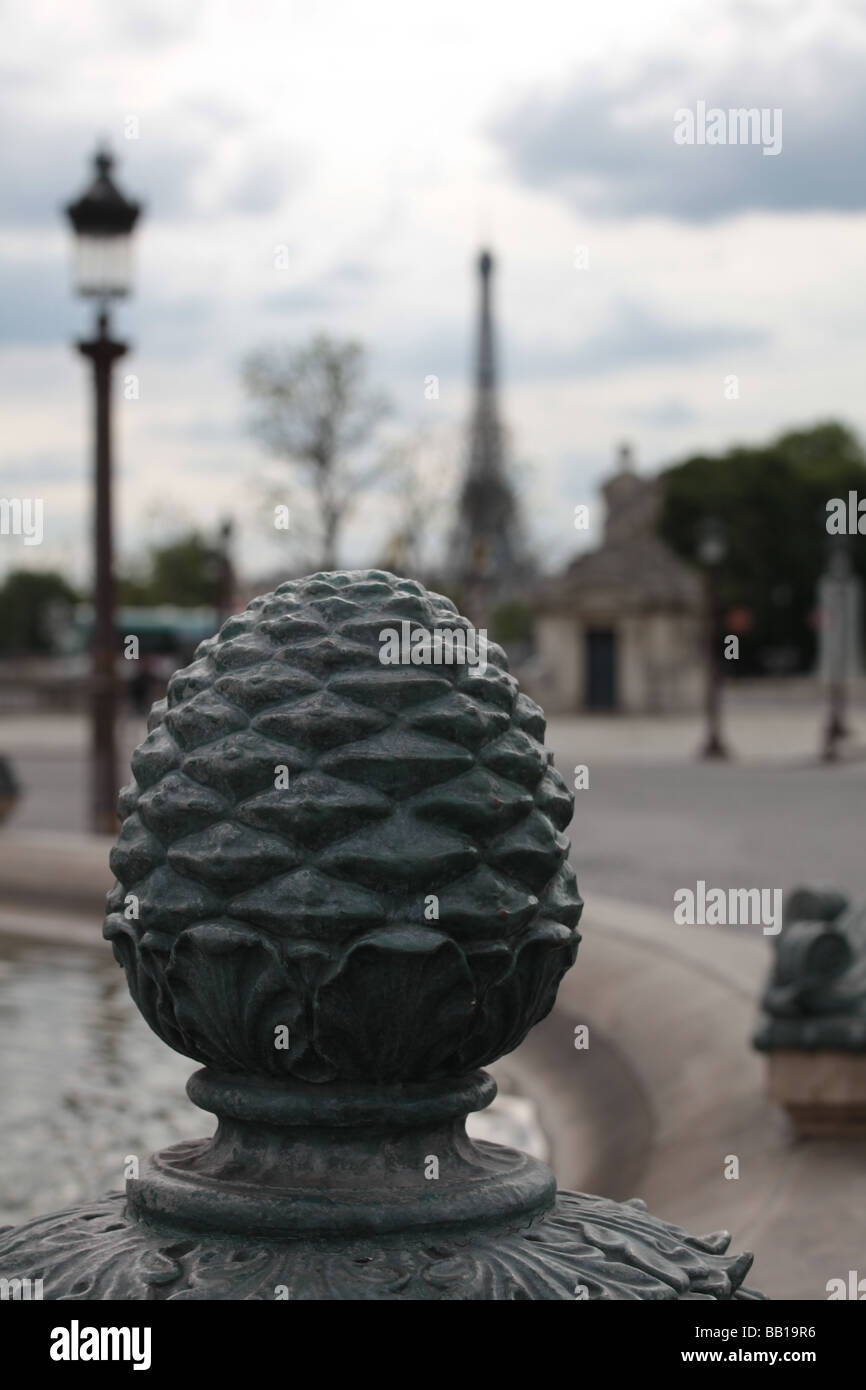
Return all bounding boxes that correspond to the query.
[698,516,729,761]
[65,149,141,833]
[821,536,852,763]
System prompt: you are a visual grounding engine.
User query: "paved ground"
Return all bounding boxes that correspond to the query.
[547,691,866,912]
[550,751,866,915]
[4,697,864,913]
[0,714,146,836]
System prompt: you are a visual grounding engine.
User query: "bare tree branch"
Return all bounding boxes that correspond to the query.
[242,334,390,569]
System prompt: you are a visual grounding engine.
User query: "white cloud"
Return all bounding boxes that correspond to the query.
[2,0,866,588]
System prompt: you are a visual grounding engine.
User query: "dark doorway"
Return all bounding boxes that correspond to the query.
[585,628,617,710]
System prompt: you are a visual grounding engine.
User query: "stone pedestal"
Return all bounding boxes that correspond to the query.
[767,1051,866,1137]
[755,886,866,1139]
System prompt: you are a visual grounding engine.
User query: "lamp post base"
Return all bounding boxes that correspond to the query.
[700,735,729,760]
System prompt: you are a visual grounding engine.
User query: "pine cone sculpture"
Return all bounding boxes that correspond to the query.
[105,570,582,1084]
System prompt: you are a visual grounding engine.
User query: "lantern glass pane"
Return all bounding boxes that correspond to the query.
[73,232,132,297]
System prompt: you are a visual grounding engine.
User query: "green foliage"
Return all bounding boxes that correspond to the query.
[491,599,533,646]
[658,422,866,674]
[119,532,222,607]
[0,570,78,654]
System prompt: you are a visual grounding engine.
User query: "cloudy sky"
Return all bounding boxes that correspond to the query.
[2,0,866,588]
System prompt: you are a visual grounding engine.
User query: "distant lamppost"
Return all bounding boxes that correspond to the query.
[697,516,729,760]
[65,148,142,833]
[821,535,852,763]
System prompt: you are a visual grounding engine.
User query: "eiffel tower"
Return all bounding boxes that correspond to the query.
[448,250,528,629]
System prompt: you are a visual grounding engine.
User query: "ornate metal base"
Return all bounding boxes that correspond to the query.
[0,1185,763,1300]
[124,1071,557,1238]
[0,1065,765,1299]
[0,573,769,1301]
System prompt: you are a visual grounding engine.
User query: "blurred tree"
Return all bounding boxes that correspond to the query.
[243,334,390,569]
[119,531,223,607]
[378,427,458,579]
[490,598,533,646]
[0,571,78,653]
[658,422,866,675]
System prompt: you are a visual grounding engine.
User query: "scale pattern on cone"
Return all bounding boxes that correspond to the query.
[105,570,582,1083]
